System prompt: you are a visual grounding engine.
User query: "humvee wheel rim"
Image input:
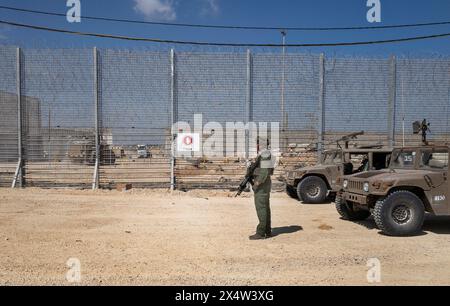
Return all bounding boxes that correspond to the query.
[392,205,411,224]
[306,184,320,198]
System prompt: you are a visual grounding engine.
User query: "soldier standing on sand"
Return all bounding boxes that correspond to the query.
[249,140,275,240]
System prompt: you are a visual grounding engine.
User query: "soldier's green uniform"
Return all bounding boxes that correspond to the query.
[251,150,274,239]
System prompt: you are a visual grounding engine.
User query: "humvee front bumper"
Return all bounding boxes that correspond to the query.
[340,191,369,206]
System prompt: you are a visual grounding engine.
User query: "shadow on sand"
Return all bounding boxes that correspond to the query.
[422,215,450,235]
[271,225,303,237]
[346,215,450,237]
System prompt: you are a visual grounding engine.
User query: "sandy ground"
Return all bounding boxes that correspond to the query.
[0,188,450,286]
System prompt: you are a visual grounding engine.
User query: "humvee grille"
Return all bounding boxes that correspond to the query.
[349,180,363,191]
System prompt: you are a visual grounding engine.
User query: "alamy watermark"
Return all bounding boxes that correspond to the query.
[367,258,382,283]
[66,0,81,23]
[173,114,279,167]
[367,0,382,23]
[66,257,82,283]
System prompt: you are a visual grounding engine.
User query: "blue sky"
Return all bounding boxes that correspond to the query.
[0,0,449,56]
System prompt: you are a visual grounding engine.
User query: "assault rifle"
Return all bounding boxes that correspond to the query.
[235,155,262,197]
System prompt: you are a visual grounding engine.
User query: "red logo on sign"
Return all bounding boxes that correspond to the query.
[183,136,193,146]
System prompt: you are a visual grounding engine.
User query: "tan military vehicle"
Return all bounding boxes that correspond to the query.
[284,132,392,204]
[336,120,448,236]
[68,139,116,166]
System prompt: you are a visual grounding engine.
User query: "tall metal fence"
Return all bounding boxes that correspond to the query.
[1,46,449,189]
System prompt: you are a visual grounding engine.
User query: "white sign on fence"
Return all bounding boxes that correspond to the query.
[177,133,200,153]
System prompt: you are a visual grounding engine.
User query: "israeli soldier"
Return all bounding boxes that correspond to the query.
[249,148,274,240]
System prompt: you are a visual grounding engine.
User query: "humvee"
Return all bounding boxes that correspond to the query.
[336,120,448,236]
[285,147,392,203]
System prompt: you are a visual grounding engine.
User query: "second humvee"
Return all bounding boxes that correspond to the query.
[336,120,449,236]
[336,144,449,236]
[285,147,392,204]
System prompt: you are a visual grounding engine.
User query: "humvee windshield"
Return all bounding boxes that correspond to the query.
[322,151,343,165]
[390,149,415,169]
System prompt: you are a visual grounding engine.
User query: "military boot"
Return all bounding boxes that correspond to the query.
[248,233,265,240]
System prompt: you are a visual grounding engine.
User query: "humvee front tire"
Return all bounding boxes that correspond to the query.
[373,191,425,236]
[286,185,299,199]
[297,176,328,204]
[335,197,371,221]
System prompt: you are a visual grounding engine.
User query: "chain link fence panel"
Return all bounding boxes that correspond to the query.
[99,50,171,188]
[0,46,18,187]
[323,57,392,148]
[394,58,450,146]
[175,52,248,189]
[21,48,95,187]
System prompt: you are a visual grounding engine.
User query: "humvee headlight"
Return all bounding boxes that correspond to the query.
[363,182,370,193]
[343,180,348,189]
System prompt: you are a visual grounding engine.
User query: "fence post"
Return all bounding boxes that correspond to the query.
[317,53,325,160]
[246,49,253,159]
[92,47,100,190]
[387,55,396,147]
[170,49,176,191]
[12,47,23,188]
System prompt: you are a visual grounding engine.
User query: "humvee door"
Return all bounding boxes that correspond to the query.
[419,148,449,215]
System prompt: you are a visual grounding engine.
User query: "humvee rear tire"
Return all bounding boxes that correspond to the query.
[297,176,328,204]
[335,197,371,221]
[286,185,299,199]
[373,191,425,236]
